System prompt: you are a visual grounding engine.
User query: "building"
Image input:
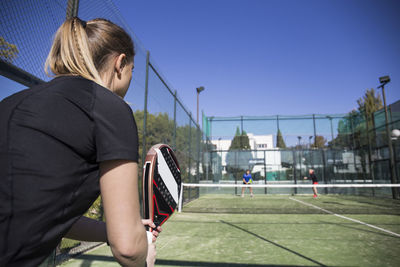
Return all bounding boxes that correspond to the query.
[210,133,281,179]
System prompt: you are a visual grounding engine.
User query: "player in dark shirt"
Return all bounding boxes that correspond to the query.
[0,18,157,267]
[304,169,318,198]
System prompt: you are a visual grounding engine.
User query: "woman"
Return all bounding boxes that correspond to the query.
[0,17,158,266]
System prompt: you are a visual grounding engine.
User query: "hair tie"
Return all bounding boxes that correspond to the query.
[74,17,87,28]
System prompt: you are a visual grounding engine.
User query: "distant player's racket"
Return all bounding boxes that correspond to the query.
[142,144,181,243]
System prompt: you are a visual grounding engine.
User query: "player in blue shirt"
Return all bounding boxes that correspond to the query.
[242,169,254,197]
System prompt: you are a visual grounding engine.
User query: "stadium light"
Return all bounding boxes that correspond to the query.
[196,86,205,126]
[378,75,398,199]
[392,129,400,140]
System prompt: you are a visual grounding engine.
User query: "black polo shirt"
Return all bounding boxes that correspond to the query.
[0,76,139,266]
[309,173,318,183]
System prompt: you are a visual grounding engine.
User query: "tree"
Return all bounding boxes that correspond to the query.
[202,141,222,182]
[134,110,201,183]
[355,88,383,146]
[0,37,19,62]
[313,135,327,148]
[225,127,254,181]
[329,89,383,150]
[355,88,383,178]
[329,110,358,149]
[276,129,286,148]
[357,88,382,120]
[229,127,251,150]
[328,89,383,179]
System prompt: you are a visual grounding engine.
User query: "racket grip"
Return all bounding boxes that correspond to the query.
[146,231,153,244]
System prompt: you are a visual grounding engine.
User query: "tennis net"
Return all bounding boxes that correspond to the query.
[178,182,400,215]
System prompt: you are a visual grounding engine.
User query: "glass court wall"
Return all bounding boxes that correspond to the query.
[202,106,400,198]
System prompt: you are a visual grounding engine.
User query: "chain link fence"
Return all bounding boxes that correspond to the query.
[1,0,203,265]
[200,101,400,200]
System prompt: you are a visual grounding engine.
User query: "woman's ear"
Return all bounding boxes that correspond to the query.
[114,53,127,77]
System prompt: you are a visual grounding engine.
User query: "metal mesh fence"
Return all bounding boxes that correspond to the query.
[1,0,202,265]
[1,0,399,264]
[179,183,400,214]
[200,101,400,204]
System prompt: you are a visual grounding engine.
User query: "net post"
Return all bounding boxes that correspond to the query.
[178,184,184,212]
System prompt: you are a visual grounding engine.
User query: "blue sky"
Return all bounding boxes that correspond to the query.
[1,0,399,120]
[115,0,400,117]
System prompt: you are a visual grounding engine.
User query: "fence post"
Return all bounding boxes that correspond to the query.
[234,151,237,195]
[292,150,298,195]
[173,90,177,150]
[188,113,192,200]
[364,111,375,196]
[141,51,150,166]
[264,150,267,194]
[196,126,200,183]
[349,114,357,183]
[66,0,80,19]
[0,61,44,87]
[312,114,317,147]
[321,149,328,194]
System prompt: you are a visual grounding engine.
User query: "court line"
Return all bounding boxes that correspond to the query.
[289,197,400,238]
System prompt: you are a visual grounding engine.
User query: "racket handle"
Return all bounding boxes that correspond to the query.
[146,231,153,244]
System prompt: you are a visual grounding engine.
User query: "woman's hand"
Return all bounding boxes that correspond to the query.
[142,220,160,267]
[142,219,162,243]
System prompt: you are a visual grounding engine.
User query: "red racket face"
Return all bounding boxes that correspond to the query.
[143,144,181,231]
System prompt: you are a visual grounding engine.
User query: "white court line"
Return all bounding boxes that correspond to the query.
[289,197,400,238]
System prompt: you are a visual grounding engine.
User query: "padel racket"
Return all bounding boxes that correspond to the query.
[142,144,181,242]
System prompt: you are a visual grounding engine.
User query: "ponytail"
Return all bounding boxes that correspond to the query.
[45,17,134,88]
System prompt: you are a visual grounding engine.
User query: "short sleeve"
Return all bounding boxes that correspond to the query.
[93,87,139,163]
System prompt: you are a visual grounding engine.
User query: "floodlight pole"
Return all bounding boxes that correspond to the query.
[196,86,205,126]
[378,77,398,199]
[297,136,302,147]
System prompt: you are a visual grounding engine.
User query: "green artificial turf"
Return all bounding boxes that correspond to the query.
[60,195,400,267]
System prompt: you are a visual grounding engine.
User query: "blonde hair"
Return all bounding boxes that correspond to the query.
[45,17,134,87]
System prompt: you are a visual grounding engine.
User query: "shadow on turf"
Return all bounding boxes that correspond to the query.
[155,259,321,267]
[72,254,114,266]
[73,255,329,267]
[220,220,327,267]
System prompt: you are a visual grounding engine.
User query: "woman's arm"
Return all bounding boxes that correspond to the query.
[65,217,161,242]
[100,159,147,267]
[64,216,106,242]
